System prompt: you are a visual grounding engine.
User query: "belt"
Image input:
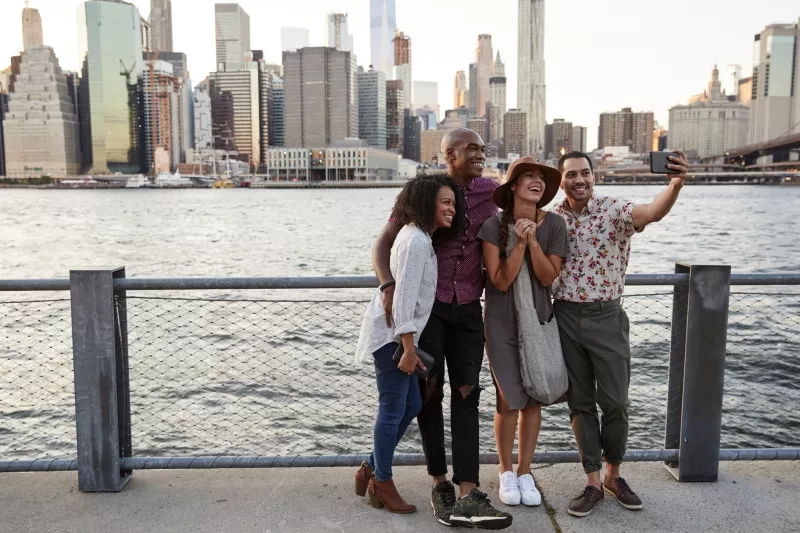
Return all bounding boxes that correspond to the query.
[554,298,621,311]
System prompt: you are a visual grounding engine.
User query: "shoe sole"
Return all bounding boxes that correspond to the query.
[567,507,593,518]
[449,516,513,530]
[498,495,521,506]
[431,500,453,527]
[603,486,643,510]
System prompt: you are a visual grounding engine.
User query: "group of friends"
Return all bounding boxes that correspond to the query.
[354,127,689,529]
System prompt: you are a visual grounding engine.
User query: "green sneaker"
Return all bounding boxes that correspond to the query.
[431,480,457,526]
[450,489,513,530]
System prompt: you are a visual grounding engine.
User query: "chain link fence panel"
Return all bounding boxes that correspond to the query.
[0,299,74,460]
[723,291,800,449]
[2,289,796,462]
[122,293,680,457]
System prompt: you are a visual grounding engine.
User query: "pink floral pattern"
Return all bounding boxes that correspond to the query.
[552,195,638,302]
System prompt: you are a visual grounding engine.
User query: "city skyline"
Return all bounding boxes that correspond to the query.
[0,0,798,151]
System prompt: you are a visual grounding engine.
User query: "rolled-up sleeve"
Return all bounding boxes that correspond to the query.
[392,234,429,336]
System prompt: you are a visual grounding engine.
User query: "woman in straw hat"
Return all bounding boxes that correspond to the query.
[477,156,569,508]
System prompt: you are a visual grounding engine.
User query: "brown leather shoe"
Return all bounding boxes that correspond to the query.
[354,461,373,497]
[604,477,643,510]
[367,477,417,514]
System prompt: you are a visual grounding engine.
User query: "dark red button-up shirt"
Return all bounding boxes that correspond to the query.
[391,177,498,305]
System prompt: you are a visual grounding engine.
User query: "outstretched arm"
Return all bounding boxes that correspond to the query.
[632,149,689,231]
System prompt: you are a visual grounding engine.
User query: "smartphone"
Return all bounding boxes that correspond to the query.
[650,151,681,174]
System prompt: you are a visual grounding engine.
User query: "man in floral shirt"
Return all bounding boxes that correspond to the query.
[552,150,688,518]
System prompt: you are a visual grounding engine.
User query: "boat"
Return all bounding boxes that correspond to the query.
[125,175,151,188]
[59,176,99,188]
[213,178,235,189]
[153,171,193,188]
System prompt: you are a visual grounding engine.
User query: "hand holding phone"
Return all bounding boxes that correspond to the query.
[650,151,681,175]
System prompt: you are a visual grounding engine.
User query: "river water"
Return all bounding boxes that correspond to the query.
[1,185,798,460]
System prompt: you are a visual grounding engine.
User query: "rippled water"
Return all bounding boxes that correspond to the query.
[2,185,799,278]
[1,186,798,460]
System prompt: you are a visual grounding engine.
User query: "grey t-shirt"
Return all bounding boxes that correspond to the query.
[478,212,569,328]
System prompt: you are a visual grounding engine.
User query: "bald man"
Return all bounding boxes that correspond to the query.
[365,129,512,529]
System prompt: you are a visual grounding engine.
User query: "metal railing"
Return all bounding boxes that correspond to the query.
[0,265,798,491]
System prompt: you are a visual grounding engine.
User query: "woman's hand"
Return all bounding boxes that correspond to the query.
[526,226,539,249]
[514,219,535,248]
[398,348,424,375]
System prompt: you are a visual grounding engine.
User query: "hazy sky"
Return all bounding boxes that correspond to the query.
[2,0,798,149]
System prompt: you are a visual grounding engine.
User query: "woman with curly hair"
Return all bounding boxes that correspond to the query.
[354,174,464,514]
[478,156,569,508]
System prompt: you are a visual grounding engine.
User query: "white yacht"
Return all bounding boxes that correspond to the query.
[125,175,151,188]
[153,171,193,188]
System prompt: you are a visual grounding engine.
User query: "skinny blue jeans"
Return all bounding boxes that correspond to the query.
[367,342,423,482]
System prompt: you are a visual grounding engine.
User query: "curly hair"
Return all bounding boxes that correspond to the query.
[392,173,465,241]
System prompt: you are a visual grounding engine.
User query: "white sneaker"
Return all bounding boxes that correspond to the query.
[518,473,542,506]
[498,471,521,506]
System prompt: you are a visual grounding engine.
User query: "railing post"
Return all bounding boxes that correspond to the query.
[665,263,731,482]
[70,267,132,492]
[664,263,689,466]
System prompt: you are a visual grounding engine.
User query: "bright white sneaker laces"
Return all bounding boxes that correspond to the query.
[498,471,521,506]
[518,473,542,506]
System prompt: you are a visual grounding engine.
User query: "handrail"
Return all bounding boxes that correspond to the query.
[1,272,799,292]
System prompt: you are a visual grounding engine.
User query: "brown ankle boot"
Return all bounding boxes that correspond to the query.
[354,461,373,497]
[367,477,416,514]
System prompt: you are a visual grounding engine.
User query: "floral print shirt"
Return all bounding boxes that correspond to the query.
[552,195,640,302]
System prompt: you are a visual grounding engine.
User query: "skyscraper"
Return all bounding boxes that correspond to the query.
[393,30,412,110]
[159,51,192,162]
[598,107,654,154]
[4,46,81,178]
[544,118,573,160]
[370,0,396,79]
[215,3,251,68]
[518,0,546,156]
[749,21,800,144]
[467,116,489,143]
[725,64,741,99]
[281,27,310,52]
[148,0,173,52]
[193,81,213,152]
[386,80,404,153]
[22,1,44,51]
[209,62,261,170]
[572,125,587,153]
[504,109,527,157]
[358,68,387,148]
[403,109,421,162]
[468,63,478,117]
[257,60,274,172]
[489,52,507,149]
[327,13,353,52]
[454,71,467,109]
[475,34,493,118]
[283,47,358,148]
[142,59,181,172]
[270,77,285,147]
[79,0,145,174]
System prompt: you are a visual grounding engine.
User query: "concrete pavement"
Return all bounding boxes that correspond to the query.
[1,462,798,533]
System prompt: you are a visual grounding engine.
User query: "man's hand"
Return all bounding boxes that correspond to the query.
[667,149,689,188]
[382,284,395,328]
[397,348,424,375]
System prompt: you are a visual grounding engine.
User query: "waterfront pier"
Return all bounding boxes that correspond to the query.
[1,266,798,532]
